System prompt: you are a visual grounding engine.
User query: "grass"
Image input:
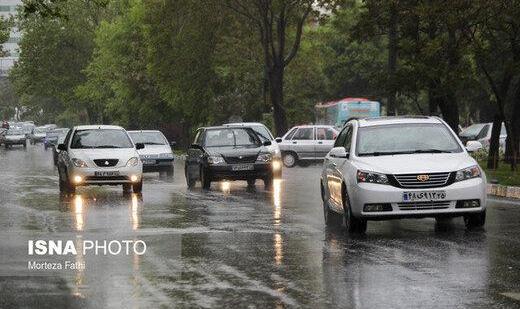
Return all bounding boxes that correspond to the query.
[478,160,520,186]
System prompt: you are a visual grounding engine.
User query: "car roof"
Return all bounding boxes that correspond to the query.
[201,126,255,130]
[290,125,336,129]
[73,125,125,130]
[223,122,266,127]
[127,130,162,133]
[356,116,443,127]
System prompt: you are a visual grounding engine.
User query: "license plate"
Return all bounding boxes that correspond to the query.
[403,191,446,202]
[231,164,254,171]
[143,159,155,165]
[94,171,120,177]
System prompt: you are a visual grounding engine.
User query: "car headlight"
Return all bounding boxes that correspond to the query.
[72,158,88,168]
[257,153,273,162]
[357,170,389,185]
[126,157,140,167]
[455,165,481,182]
[208,155,225,165]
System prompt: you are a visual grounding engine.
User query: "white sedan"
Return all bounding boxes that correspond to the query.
[320,117,487,233]
[57,125,144,194]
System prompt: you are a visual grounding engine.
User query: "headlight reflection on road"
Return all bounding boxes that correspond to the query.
[274,233,283,266]
[130,193,141,231]
[73,236,85,298]
[273,179,282,225]
[220,181,231,194]
[74,195,85,232]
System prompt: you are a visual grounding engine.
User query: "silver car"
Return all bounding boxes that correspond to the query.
[277,125,338,167]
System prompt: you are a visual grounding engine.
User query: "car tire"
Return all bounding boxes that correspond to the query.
[263,175,273,189]
[247,178,256,187]
[123,184,132,193]
[185,167,196,189]
[282,152,297,168]
[166,166,174,180]
[342,185,367,233]
[23,142,27,148]
[201,167,211,190]
[321,183,342,226]
[133,180,143,193]
[464,210,486,229]
[4,144,8,149]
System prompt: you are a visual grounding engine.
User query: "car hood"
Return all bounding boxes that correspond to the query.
[205,145,264,157]
[69,148,139,167]
[136,144,172,156]
[352,153,476,174]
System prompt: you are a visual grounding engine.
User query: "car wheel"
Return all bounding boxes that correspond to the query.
[464,210,486,229]
[122,184,132,193]
[321,183,342,226]
[263,175,273,189]
[185,167,196,189]
[342,185,367,233]
[166,166,174,180]
[23,142,27,148]
[247,178,256,187]
[282,152,297,168]
[133,180,143,193]
[201,167,211,190]
[4,144,8,149]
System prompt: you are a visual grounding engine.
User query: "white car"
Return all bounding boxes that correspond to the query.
[57,125,144,194]
[223,122,282,177]
[277,125,338,167]
[128,130,175,178]
[459,122,507,149]
[4,128,27,148]
[320,116,487,233]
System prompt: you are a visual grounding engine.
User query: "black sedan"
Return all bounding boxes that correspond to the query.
[185,126,276,189]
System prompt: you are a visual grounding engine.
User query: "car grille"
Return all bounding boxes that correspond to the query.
[223,155,257,164]
[84,176,129,181]
[397,201,452,211]
[390,172,453,188]
[93,159,119,167]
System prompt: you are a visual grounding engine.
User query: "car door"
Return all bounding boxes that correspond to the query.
[290,127,316,160]
[324,125,353,213]
[57,129,73,179]
[186,129,205,180]
[315,127,338,160]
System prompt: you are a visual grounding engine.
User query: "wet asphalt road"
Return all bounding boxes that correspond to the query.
[0,144,520,308]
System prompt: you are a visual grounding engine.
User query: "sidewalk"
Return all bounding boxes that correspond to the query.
[487,184,520,199]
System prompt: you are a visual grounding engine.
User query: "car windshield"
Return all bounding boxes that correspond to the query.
[7,129,24,135]
[70,129,133,149]
[461,123,486,137]
[204,128,260,147]
[356,123,462,156]
[128,132,167,145]
[251,126,273,142]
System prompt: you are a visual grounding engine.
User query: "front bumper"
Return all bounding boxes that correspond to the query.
[5,139,26,145]
[142,158,174,173]
[208,162,279,181]
[348,178,487,219]
[69,165,143,186]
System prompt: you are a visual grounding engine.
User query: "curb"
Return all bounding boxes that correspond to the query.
[487,184,520,199]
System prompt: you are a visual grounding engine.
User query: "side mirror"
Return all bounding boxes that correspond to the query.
[169,141,177,147]
[57,144,67,151]
[135,143,145,150]
[466,141,483,153]
[190,143,203,150]
[329,146,349,158]
[275,137,282,143]
[263,140,272,146]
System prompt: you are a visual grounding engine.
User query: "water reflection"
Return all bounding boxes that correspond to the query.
[60,193,144,232]
[74,195,85,231]
[73,235,85,298]
[273,179,282,225]
[220,181,231,194]
[274,233,283,265]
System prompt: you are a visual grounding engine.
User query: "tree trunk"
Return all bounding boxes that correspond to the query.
[387,1,398,116]
[487,114,502,170]
[437,93,459,133]
[268,64,288,137]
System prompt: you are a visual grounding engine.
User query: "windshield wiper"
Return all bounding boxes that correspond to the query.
[411,149,453,154]
[358,151,413,156]
[93,145,123,149]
